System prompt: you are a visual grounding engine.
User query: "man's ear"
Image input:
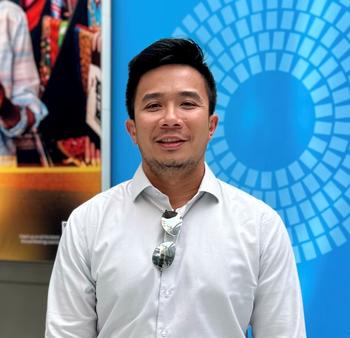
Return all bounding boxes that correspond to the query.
[208,114,218,139]
[126,119,138,144]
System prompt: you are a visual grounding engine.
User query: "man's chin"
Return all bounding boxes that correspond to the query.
[145,158,200,173]
[158,161,189,170]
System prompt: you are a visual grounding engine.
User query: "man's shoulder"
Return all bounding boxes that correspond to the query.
[89,178,133,203]
[72,179,133,216]
[216,177,278,218]
[217,177,262,204]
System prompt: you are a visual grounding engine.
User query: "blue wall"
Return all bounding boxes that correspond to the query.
[112,1,350,336]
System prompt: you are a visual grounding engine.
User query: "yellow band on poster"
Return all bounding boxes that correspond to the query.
[0,166,101,174]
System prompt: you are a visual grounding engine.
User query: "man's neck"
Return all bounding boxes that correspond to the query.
[143,162,205,209]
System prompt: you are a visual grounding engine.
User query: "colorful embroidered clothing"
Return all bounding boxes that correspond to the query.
[0,0,47,156]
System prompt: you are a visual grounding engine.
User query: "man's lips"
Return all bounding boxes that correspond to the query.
[156,137,185,143]
[155,136,187,149]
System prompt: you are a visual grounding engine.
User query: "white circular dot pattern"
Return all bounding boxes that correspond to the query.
[173,0,350,263]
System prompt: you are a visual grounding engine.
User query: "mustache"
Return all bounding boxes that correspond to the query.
[154,134,189,142]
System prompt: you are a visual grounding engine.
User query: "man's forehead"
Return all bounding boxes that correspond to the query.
[137,64,205,84]
[135,65,208,97]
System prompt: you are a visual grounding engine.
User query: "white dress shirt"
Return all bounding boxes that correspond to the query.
[46,164,306,338]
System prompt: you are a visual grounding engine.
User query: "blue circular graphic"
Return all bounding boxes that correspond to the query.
[226,71,315,170]
[173,0,350,263]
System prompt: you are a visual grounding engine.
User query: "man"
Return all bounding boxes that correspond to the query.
[46,38,306,337]
[0,0,47,161]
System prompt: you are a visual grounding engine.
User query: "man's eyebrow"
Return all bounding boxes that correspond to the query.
[142,92,162,102]
[178,91,203,102]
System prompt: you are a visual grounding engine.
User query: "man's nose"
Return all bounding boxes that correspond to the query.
[160,105,182,128]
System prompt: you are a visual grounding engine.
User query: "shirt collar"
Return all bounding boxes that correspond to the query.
[131,165,153,201]
[131,163,221,202]
[198,163,220,202]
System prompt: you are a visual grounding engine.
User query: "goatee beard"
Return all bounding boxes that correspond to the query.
[143,158,200,176]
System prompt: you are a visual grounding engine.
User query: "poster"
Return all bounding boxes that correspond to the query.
[111,0,350,337]
[0,0,102,261]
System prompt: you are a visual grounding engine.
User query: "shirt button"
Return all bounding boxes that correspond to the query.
[164,290,172,298]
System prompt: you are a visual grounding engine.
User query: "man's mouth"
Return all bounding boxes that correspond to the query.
[156,137,187,148]
[157,138,185,144]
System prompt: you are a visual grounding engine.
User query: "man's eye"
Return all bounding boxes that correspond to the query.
[145,103,161,111]
[181,101,197,109]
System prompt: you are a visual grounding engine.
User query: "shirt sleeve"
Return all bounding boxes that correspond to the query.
[250,210,306,338]
[45,206,97,338]
[2,6,48,136]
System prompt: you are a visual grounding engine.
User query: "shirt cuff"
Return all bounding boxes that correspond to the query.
[27,101,48,129]
[0,106,28,137]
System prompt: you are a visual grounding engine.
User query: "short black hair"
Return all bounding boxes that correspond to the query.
[126,38,217,119]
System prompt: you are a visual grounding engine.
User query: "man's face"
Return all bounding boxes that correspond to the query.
[126,64,218,174]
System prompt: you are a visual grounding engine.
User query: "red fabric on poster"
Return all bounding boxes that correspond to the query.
[50,17,60,66]
[20,0,46,31]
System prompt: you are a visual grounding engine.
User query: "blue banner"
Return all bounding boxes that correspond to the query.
[112,1,350,336]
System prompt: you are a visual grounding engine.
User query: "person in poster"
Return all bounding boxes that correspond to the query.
[0,0,102,262]
[0,0,48,166]
[46,38,306,337]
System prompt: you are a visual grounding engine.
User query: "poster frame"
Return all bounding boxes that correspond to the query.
[0,0,111,263]
[101,0,111,190]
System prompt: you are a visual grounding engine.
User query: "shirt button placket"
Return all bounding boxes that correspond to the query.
[157,279,173,337]
[157,213,176,338]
